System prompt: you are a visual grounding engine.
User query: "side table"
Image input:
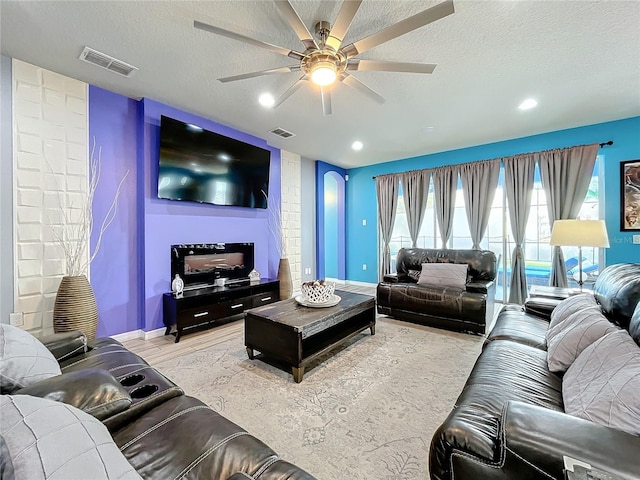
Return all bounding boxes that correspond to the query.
[525,286,593,320]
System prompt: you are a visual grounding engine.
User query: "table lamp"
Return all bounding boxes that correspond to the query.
[549,219,610,289]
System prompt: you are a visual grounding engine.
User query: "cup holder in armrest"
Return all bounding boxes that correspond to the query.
[103,367,183,433]
[120,373,145,387]
[130,384,158,399]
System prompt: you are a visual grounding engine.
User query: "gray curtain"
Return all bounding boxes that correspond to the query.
[401,170,431,247]
[504,154,536,304]
[432,166,458,249]
[537,144,599,287]
[376,174,400,280]
[459,160,501,249]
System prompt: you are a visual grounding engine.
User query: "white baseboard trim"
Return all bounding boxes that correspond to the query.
[144,327,166,340]
[345,280,378,288]
[110,330,144,342]
[110,327,166,342]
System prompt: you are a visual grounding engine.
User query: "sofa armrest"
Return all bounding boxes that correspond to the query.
[501,401,640,480]
[38,331,88,362]
[466,280,493,294]
[15,368,132,421]
[383,273,400,283]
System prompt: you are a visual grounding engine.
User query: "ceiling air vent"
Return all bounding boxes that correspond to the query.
[79,47,138,78]
[269,127,296,139]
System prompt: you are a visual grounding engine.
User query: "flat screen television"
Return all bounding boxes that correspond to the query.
[158,115,270,208]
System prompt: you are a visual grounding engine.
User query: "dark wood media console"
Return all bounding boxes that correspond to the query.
[163,278,279,343]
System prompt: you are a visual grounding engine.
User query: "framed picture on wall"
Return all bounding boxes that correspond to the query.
[622,159,640,230]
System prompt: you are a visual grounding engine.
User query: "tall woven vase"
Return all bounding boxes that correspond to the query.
[53,275,98,341]
[278,258,293,300]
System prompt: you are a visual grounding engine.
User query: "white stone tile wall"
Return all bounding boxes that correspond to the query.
[12,60,88,336]
[280,150,301,289]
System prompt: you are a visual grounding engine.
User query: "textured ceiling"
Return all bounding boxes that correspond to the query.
[1,1,639,168]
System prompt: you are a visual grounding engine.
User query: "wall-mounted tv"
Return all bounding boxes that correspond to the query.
[157,115,270,208]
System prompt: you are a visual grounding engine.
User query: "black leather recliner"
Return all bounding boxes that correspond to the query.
[429,263,640,480]
[10,333,316,480]
[377,248,497,334]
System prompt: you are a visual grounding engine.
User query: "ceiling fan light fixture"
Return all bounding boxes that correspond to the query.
[311,61,338,86]
[258,92,275,108]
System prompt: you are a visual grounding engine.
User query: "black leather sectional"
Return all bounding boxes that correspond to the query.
[429,263,640,480]
[377,248,497,334]
[21,333,316,480]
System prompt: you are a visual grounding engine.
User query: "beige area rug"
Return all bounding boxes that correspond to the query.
[154,317,483,480]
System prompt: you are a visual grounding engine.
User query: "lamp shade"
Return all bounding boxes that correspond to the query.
[549,220,610,248]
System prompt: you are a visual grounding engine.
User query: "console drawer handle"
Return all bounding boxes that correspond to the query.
[231,303,243,309]
[193,311,209,318]
[260,296,272,302]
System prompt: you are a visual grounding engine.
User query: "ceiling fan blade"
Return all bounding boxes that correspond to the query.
[341,73,386,104]
[218,65,301,83]
[274,1,318,50]
[273,76,307,108]
[340,0,454,57]
[347,59,436,74]
[194,20,304,61]
[320,87,332,116]
[325,0,363,52]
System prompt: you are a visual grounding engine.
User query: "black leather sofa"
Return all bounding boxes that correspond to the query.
[377,248,497,334]
[9,333,316,480]
[429,263,640,480]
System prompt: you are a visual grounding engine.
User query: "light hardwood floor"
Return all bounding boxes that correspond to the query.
[121,283,376,366]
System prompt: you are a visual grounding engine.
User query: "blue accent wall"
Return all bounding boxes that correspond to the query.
[89,86,141,336]
[316,161,346,280]
[345,116,640,283]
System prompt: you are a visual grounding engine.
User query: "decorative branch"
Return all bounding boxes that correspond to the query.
[262,190,287,258]
[47,138,129,277]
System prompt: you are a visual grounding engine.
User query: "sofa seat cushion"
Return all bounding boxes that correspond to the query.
[430,340,563,478]
[484,306,548,350]
[460,340,563,413]
[379,283,487,322]
[112,395,315,480]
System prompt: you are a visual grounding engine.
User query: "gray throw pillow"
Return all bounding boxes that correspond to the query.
[417,262,468,289]
[563,330,640,436]
[0,324,61,393]
[549,293,596,329]
[0,395,142,480]
[546,294,619,372]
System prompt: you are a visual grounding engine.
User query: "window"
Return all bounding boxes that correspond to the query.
[389,157,602,301]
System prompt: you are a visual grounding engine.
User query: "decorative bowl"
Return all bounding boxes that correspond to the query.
[301,280,335,304]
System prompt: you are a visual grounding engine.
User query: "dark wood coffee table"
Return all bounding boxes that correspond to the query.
[244,290,376,382]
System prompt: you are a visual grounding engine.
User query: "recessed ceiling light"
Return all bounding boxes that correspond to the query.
[423,126,436,132]
[352,141,363,151]
[518,98,538,110]
[258,93,275,108]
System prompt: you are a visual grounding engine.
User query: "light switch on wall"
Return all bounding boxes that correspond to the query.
[633,235,640,244]
[362,219,366,226]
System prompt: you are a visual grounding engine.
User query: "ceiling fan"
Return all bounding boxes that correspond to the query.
[194,0,455,115]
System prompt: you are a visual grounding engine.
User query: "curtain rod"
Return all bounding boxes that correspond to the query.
[372,140,614,179]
